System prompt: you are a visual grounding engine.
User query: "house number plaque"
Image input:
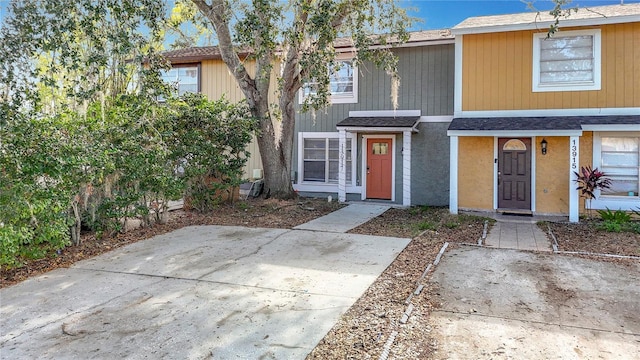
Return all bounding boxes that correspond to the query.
[570,139,578,170]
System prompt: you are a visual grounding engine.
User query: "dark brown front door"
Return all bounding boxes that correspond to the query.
[366,138,393,200]
[498,138,531,210]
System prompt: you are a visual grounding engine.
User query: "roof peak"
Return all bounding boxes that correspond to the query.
[452,3,640,35]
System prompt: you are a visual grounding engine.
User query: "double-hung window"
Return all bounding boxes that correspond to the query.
[302,137,353,184]
[532,29,601,92]
[300,60,358,104]
[161,65,200,96]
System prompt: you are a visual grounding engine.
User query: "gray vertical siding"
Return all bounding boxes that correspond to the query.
[293,43,454,206]
[294,44,455,131]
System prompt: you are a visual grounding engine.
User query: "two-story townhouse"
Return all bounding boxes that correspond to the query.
[293,30,455,206]
[448,3,640,222]
[159,47,269,180]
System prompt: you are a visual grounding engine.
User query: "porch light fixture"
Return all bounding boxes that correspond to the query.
[540,138,548,155]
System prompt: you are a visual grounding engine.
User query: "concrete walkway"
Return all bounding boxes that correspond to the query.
[483,214,562,251]
[294,203,390,233]
[1,212,408,359]
[484,220,552,252]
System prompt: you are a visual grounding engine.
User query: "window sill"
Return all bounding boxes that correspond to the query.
[588,197,640,211]
[533,83,601,93]
[294,183,362,193]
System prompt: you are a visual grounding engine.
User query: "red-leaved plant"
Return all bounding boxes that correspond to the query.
[574,166,612,217]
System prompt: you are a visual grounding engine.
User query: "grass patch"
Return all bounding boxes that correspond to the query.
[417,220,438,231]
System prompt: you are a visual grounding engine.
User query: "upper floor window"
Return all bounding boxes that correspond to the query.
[532,29,601,92]
[300,60,358,104]
[161,65,200,96]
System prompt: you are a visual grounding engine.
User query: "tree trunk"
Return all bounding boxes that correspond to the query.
[253,99,296,200]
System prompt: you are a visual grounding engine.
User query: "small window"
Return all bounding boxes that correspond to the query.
[161,65,200,96]
[302,137,353,184]
[300,60,358,104]
[372,142,389,155]
[503,139,527,151]
[532,29,601,92]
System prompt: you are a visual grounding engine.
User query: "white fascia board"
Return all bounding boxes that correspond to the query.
[349,110,421,117]
[582,124,640,131]
[419,116,454,123]
[447,130,583,137]
[335,39,455,54]
[455,108,640,118]
[454,36,463,115]
[338,126,417,133]
[451,15,640,35]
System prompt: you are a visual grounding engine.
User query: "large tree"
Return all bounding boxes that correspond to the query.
[189,0,412,199]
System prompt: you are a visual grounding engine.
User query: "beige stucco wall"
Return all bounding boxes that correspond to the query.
[458,134,595,215]
[579,132,594,214]
[535,136,570,214]
[458,137,494,210]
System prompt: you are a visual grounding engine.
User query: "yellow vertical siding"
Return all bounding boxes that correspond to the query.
[198,59,282,179]
[462,23,640,111]
[458,137,494,210]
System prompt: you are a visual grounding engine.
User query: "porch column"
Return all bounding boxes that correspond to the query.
[569,136,580,222]
[338,129,347,202]
[449,135,459,214]
[402,131,412,206]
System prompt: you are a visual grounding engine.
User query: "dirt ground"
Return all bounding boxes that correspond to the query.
[2,198,639,359]
[427,247,640,359]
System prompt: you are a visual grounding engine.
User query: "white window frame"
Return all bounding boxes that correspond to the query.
[161,64,201,96]
[299,57,359,105]
[296,132,357,190]
[590,132,639,211]
[532,29,601,92]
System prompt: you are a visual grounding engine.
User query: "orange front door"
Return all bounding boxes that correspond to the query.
[366,138,393,200]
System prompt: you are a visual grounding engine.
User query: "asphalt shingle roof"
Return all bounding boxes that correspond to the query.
[452,3,640,34]
[162,30,453,63]
[448,116,640,131]
[337,116,420,128]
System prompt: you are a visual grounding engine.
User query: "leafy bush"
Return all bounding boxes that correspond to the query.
[0,94,255,267]
[574,166,611,217]
[596,208,631,224]
[598,221,622,233]
[596,208,637,233]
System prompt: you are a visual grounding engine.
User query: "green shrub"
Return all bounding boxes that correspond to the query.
[444,222,460,229]
[597,208,631,224]
[598,220,622,233]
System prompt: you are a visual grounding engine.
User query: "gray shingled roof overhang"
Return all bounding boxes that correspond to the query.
[337,116,420,128]
[448,115,639,133]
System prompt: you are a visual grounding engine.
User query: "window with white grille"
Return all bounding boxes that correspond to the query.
[302,137,353,184]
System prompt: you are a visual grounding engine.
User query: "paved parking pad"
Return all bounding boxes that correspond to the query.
[428,247,640,359]
[1,225,410,359]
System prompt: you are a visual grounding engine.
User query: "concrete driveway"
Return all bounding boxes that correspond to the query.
[1,225,410,359]
[428,247,640,359]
